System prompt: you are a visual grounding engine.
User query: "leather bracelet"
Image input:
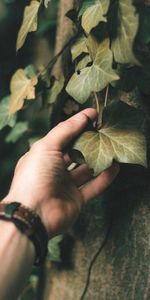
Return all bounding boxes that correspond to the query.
[0,202,48,266]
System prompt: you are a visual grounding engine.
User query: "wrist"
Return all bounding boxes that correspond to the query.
[0,201,49,265]
[2,193,48,232]
[2,193,41,219]
[2,194,64,238]
[2,193,55,238]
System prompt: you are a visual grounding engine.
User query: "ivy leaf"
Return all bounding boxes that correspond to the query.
[137,66,150,95]
[75,55,92,71]
[48,235,63,262]
[9,68,38,117]
[5,121,28,143]
[0,97,16,130]
[79,0,99,17]
[63,99,79,116]
[71,101,147,176]
[112,65,138,92]
[44,0,51,8]
[138,12,150,44]
[48,76,65,104]
[81,0,110,34]
[29,275,39,290]
[66,38,119,104]
[111,0,140,65]
[25,64,37,78]
[71,36,88,61]
[16,0,41,51]
[119,89,139,108]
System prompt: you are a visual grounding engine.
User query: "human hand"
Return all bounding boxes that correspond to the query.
[3,109,119,237]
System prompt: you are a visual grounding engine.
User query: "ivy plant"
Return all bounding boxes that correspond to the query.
[0,0,149,298]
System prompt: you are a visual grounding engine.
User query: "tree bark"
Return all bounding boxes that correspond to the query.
[44,166,150,300]
[52,0,75,79]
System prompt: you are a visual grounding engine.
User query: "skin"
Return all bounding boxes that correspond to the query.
[0,109,119,299]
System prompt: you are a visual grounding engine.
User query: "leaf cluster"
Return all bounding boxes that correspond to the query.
[0,2,150,299]
[0,0,149,175]
[65,0,149,174]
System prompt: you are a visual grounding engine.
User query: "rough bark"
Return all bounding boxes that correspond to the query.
[43,164,150,300]
[52,0,75,79]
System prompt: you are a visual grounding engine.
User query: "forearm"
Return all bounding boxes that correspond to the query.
[0,220,35,300]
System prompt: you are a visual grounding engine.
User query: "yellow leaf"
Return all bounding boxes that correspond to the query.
[48,76,65,104]
[71,36,88,61]
[75,55,92,71]
[9,69,38,116]
[16,0,40,51]
[72,101,147,176]
[73,129,147,176]
[81,0,110,34]
[111,0,140,65]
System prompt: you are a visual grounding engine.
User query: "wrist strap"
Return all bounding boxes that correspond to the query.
[0,202,48,266]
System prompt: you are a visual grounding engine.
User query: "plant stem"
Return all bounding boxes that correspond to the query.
[104,85,109,107]
[94,92,100,115]
[93,92,104,130]
[37,33,79,77]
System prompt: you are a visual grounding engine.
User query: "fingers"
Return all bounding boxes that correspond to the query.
[80,164,120,204]
[43,108,97,150]
[70,164,93,187]
[64,153,72,167]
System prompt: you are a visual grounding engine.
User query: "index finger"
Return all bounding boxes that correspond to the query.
[43,108,97,150]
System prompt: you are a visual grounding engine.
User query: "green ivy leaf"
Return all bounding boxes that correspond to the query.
[44,0,51,8]
[25,64,37,78]
[66,38,119,104]
[137,66,150,95]
[48,235,63,262]
[79,0,99,17]
[71,101,147,176]
[111,0,140,65]
[71,36,88,61]
[112,65,138,92]
[5,121,28,143]
[48,76,65,104]
[29,275,39,290]
[81,0,110,34]
[0,97,16,130]
[75,55,92,71]
[138,12,150,44]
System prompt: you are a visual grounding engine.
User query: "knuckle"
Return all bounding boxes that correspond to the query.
[15,159,22,171]
[31,140,44,152]
[67,114,88,128]
[56,121,65,129]
[15,153,27,171]
[65,118,80,130]
[67,119,76,127]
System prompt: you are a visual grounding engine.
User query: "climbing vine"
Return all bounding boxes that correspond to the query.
[0,0,150,298]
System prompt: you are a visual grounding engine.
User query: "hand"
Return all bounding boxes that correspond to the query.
[3,109,119,237]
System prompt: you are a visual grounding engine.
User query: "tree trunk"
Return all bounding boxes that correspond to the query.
[44,166,150,300]
[52,0,75,79]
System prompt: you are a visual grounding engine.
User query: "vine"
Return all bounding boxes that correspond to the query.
[0,0,150,298]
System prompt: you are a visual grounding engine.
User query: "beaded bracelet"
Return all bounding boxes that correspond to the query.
[0,202,48,266]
